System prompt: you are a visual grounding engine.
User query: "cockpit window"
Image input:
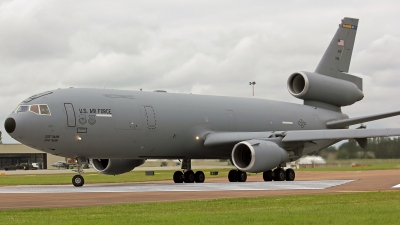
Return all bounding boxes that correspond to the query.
[14,104,51,115]
[39,105,50,115]
[17,105,29,113]
[29,105,39,114]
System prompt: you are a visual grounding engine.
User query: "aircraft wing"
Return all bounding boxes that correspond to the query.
[282,128,400,142]
[204,132,274,147]
[204,128,400,147]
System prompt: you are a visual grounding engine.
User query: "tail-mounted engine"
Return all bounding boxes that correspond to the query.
[287,71,364,107]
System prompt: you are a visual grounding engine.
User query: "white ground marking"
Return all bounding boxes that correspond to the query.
[392,184,400,188]
[0,180,354,194]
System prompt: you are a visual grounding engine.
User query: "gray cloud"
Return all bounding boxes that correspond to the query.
[1,0,400,143]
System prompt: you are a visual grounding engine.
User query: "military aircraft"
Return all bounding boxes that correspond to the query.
[51,161,76,169]
[4,17,400,187]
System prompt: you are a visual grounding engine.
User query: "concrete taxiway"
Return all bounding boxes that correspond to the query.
[0,180,353,193]
[0,170,399,210]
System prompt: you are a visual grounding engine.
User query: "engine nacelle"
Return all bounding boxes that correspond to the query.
[231,140,288,173]
[91,159,146,175]
[287,71,364,106]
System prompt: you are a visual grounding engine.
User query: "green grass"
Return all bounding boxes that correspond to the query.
[297,163,400,171]
[0,169,234,186]
[1,191,400,224]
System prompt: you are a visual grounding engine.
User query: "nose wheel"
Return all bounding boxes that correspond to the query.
[72,175,84,187]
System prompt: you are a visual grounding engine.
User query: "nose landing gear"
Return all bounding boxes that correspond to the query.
[72,157,87,187]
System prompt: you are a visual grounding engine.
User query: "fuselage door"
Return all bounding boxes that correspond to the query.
[144,106,156,129]
[64,103,76,127]
[112,98,143,130]
[226,110,236,131]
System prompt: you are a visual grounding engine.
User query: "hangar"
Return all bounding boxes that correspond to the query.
[0,144,64,170]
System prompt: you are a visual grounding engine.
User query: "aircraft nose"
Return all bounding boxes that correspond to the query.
[4,117,16,134]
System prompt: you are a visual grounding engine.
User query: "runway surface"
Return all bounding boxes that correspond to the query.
[1,170,400,210]
[0,180,353,193]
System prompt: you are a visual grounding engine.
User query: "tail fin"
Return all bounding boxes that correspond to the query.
[315,17,362,90]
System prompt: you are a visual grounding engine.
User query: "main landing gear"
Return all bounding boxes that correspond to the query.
[72,158,85,187]
[262,168,295,181]
[228,168,296,182]
[228,170,247,182]
[173,159,205,183]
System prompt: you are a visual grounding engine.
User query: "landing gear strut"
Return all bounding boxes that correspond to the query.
[173,159,205,183]
[72,158,85,187]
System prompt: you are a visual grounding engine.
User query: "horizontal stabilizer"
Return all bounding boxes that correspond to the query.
[326,110,400,128]
[282,128,400,142]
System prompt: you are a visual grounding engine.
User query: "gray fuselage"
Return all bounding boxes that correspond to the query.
[8,88,348,160]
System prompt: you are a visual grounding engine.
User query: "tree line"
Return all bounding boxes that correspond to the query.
[321,137,400,159]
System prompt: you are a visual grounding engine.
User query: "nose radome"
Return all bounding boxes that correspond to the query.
[5,117,16,133]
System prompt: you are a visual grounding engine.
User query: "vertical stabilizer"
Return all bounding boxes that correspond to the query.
[315,17,360,88]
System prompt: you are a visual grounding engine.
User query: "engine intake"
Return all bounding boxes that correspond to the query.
[231,140,288,173]
[91,159,145,175]
[287,71,364,106]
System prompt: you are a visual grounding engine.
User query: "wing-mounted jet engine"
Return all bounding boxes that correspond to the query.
[232,140,288,173]
[91,159,146,175]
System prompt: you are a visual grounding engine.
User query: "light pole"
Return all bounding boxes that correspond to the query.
[249,81,256,96]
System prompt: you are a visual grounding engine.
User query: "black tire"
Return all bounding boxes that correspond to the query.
[173,171,184,183]
[273,168,285,181]
[72,175,84,187]
[236,171,247,182]
[194,171,205,183]
[228,170,238,182]
[184,170,195,183]
[285,168,295,181]
[263,170,273,181]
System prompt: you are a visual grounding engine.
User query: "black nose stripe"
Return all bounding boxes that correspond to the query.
[5,117,16,134]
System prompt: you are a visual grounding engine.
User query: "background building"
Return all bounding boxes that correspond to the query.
[0,144,64,169]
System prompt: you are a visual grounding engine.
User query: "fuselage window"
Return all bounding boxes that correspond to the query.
[39,105,50,115]
[29,105,39,114]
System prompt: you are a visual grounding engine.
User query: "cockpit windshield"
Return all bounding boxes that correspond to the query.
[39,105,50,115]
[14,104,51,115]
[16,105,29,113]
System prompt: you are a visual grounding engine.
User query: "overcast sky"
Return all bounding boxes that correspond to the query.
[1,0,400,143]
